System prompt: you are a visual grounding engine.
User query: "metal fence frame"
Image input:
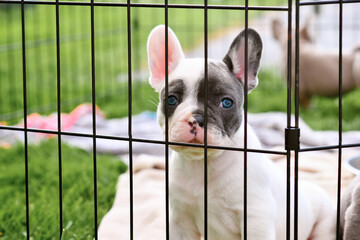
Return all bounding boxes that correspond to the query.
[1,0,360,239]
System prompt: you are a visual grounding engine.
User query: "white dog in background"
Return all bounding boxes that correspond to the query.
[272,18,360,108]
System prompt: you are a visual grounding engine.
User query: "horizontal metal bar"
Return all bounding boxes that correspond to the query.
[0,125,287,155]
[299,0,358,6]
[4,123,359,153]
[300,143,360,152]
[299,145,339,152]
[2,125,359,153]
[0,0,288,11]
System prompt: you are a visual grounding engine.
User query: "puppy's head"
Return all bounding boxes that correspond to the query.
[147,25,262,159]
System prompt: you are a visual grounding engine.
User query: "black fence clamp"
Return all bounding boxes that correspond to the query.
[285,127,300,151]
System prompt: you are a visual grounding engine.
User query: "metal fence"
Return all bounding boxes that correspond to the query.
[0,0,360,239]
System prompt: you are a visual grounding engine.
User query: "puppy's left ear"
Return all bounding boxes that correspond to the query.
[223,28,263,92]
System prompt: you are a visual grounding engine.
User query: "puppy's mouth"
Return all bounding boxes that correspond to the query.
[188,138,203,144]
[170,136,224,160]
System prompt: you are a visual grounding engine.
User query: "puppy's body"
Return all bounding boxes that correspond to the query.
[171,122,333,240]
[171,127,273,239]
[147,26,335,239]
[166,59,333,240]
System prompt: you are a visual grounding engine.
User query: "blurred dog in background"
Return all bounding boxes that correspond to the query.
[272,17,360,108]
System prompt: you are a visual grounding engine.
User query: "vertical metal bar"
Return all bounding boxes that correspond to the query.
[294,3,300,127]
[294,149,299,240]
[203,0,208,239]
[285,150,291,240]
[55,0,63,237]
[243,0,249,239]
[73,7,81,102]
[37,6,44,108]
[65,5,71,107]
[99,8,105,98]
[286,1,293,131]
[126,1,134,239]
[164,1,170,239]
[31,8,41,109]
[286,1,293,239]
[46,7,53,109]
[5,8,16,118]
[336,1,343,239]
[20,0,30,238]
[294,1,300,240]
[108,7,115,97]
[133,8,141,106]
[90,0,98,239]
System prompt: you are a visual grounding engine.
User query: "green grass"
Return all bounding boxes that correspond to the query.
[0,140,127,239]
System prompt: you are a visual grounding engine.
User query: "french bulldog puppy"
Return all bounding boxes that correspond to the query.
[147,25,335,240]
[340,174,360,240]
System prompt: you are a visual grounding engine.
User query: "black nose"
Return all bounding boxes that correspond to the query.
[193,114,204,128]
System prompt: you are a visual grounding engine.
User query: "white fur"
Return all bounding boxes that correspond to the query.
[169,123,336,240]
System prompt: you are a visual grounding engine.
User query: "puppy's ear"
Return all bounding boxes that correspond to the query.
[223,28,262,92]
[147,25,185,92]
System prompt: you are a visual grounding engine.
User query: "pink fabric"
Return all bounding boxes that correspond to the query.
[18,104,102,138]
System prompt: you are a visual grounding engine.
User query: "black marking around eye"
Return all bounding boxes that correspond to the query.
[160,79,186,117]
[195,62,244,138]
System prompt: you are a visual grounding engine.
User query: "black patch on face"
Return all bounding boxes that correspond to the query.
[195,62,244,137]
[160,79,186,118]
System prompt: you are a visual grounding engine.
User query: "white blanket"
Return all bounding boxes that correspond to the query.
[98,150,357,239]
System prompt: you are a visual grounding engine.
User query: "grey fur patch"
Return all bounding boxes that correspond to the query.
[160,79,187,118]
[194,62,244,138]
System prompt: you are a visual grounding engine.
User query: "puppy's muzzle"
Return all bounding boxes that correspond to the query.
[187,113,205,136]
[188,114,204,129]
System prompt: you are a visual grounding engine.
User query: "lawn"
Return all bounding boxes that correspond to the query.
[1,0,360,239]
[0,140,127,239]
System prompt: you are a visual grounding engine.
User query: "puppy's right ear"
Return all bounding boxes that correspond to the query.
[147,25,185,92]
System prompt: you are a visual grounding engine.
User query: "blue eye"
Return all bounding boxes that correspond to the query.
[168,96,178,106]
[220,98,233,108]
